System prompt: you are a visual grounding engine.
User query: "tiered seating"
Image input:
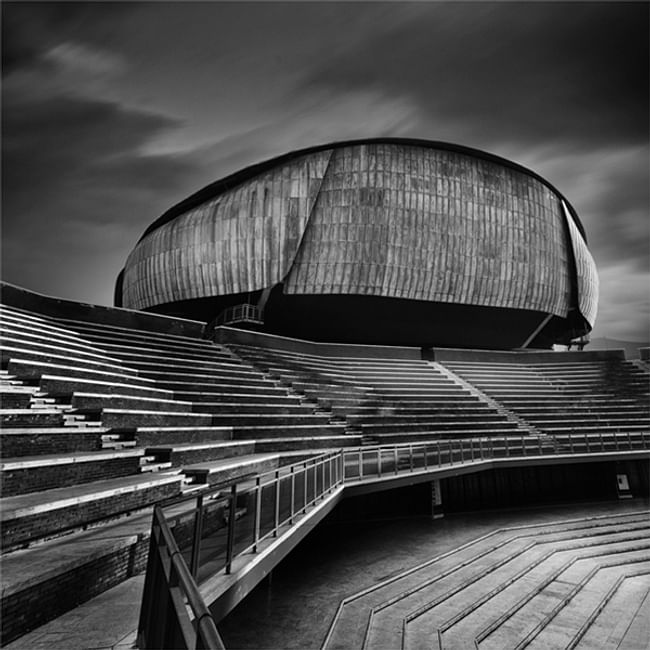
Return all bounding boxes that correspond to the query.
[442,360,650,450]
[0,304,357,643]
[227,345,539,446]
[323,511,650,650]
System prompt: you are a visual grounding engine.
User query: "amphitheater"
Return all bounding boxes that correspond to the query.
[1,139,648,649]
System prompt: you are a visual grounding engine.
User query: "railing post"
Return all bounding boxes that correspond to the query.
[273,470,280,537]
[538,436,542,455]
[627,430,632,449]
[449,440,453,465]
[303,462,308,513]
[190,494,204,579]
[409,444,414,471]
[614,433,619,451]
[394,447,398,475]
[479,437,484,458]
[253,476,262,553]
[505,436,509,457]
[460,438,464,461]
[424,444,428,470]
[358,450,363,478]
[225,484,237,575]
[521,434,525,457]
[289,466,295,525]
[470,438,475,461]
[570,434,574,453]
[599,430,605,452]
[377,448,382,478]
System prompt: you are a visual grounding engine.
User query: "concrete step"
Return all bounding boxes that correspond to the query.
[0,332,129,367]
[231,423,347,439]
[357,419,517,434]
[0,426,110,456]
[146,441,256,467]
[0,409,65,428]
[39,374,175,400]
[209,413,332,427]
[8,359,156,388]
[190,402,316,415]
[371,429,530,444]
[139,369,274,387]
[182,453,281,487]
[134,425,233,447]
[153,380,288,395]
[0,471,182,550]
[172,390,301,405]
[70,392,194,413]
[1,449,146,496]
[92,408,214,429]
[95,339,239,364]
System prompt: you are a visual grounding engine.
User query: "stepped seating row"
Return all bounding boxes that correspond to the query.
[0,306,360,548]
[442,360,650,443]
[226,344,539,447]
[323,511,650,650]
[0,304,362,644]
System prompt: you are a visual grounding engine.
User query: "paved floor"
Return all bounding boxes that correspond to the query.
[4,498,649,650]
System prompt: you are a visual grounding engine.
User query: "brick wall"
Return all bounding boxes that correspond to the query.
[1,457,141,496]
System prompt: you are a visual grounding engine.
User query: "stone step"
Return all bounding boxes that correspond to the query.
[146,441,256,467]
[8,359,156,388]
[171,390,302,405]
[190,402,316,415]
[53,315,209,344]
[0,409,65,428]
[333,405,494,417]
[252,435,364,452]
[0,346,141,379]
[576,574,650,649]
[0,471,182,550]
[138,369,274,387]
[71,392,194,413]
[0,331,129,367]
[371,429,530,444]
[0,426,110,456]
[0,392,34,408]
[95,340,239,364]
[354,417,518,435]
[0,312,105,353]
[153,380,288,395]
[182,453,281,487]
[39,374,174,400]
[1,449,146,496]
[209,413,332,427]
[345,412,510,425]
[92,408,214,429]
[322,514,650,650]
[109,356,259,376]
[134,425,233,447]
[231,423,347,439]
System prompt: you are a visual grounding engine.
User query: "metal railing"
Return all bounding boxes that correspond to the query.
[138,506,225,650]
[139,431,649,648]
[213,304,264,328]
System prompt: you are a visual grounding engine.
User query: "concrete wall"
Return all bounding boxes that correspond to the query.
[1,282,205,337]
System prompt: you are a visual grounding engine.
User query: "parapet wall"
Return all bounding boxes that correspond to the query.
[213,326,422,359]
[425,346,626,363]
[0,282,206,338]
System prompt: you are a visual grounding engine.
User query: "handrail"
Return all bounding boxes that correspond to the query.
[139,431,649,649]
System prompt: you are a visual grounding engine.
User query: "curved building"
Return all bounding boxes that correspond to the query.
[116,139,598,349]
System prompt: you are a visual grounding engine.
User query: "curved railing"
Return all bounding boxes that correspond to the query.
[138,431,649,649]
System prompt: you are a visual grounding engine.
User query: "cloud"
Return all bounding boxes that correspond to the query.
[305,2,648,153]
[593,262,650,342]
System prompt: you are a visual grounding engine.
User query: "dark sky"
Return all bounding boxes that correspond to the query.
[2,1,648,341]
